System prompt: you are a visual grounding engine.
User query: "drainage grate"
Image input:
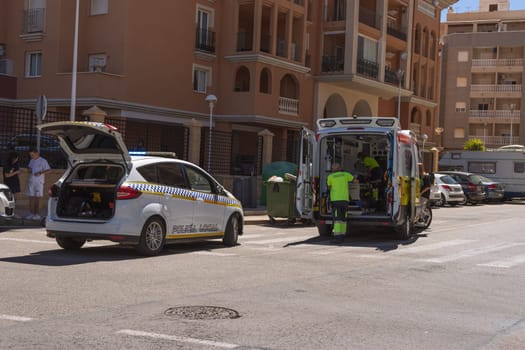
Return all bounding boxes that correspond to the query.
[164,306,241,320]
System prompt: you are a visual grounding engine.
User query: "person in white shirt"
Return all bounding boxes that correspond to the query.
[27,149,51,220]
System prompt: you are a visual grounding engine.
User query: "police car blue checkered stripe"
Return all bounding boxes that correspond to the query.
[127,182,241,207]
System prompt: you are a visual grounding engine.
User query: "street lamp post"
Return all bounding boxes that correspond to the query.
[205,94,218,173]
[396,69,404,118]
[510,103,515,145]
[70,0,80,121]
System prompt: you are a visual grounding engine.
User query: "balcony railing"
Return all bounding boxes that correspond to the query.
[384,67,403,85]
[472,58,524,67]
[359,7,380,30]
[260,34,272,53]
[471,84,522,93]
[387,22,407,41]
[0,59,14,76]
[470,135,520,146]
[322,55,344,72]
[195,28,216,53]
[279,97,299,115]
[277,39,287,58]
[357,58,379,79]
[237,31,253,52]
[23,8,45,33]
[469,110,521,120]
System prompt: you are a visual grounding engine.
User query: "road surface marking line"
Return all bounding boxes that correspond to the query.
[477,253,525,268]
[245,237,311,245]
[117,329,239,349]
[0,237,55,244]
[423,243,523,263]
[189,251,237,257]
[395,239,475,254]
[0,314,34,322]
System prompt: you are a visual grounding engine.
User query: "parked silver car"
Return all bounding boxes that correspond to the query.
[432,173,465,206]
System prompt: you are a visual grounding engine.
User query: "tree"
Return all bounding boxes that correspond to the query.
[463,138,485,151]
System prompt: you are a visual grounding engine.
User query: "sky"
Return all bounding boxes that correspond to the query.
[442,0,525,21]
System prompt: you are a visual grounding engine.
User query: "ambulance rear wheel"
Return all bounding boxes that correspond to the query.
[395,214,412,240]
[317,223,333,237]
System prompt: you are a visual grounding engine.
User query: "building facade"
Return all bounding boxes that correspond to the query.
[441,0,525,150]
[0,0,453,182]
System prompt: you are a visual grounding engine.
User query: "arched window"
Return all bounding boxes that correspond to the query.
[234,66,250,92]
[414,24,421,54]
[279,74,299,99]
[430,31,437,60]
[422,27,429,57]
[259,68,271,94]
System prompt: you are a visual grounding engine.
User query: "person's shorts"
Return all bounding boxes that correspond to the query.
[27,181,44,197]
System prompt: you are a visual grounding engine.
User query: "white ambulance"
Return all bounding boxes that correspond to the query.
[296,117,427,239]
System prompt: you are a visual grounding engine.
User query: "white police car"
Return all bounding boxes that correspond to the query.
[39,121,243,256]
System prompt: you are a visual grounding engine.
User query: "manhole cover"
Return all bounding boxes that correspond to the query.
[164,306,241,320]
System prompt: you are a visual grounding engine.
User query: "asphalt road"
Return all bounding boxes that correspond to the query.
[1,203,525,349]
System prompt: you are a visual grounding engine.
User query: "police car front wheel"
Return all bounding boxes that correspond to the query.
[136,217,166,256]
[223,214,240,247]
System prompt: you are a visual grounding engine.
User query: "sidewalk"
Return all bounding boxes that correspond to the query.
[0,207,271,227]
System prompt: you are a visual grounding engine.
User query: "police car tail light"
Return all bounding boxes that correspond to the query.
[116,186,142,200]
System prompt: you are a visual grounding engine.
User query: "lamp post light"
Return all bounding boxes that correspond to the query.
[205,94,218,173]
[510,103,515,145]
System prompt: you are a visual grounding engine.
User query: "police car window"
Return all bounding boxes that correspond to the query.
[137,164,158,183]
[157,163,187,188]
[185,166,213,193]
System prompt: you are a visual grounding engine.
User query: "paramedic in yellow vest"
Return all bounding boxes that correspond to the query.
[327,163,356,243]
[357,152,381,182]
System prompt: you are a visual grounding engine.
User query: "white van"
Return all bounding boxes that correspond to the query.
[296,117,426,239]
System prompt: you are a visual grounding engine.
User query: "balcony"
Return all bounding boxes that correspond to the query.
[22,8,45,41]
[322,56,344,73]
[357,58,379,80]
[359,7,380,30]
[384,66,403,85]
[470,84,522,97]
[471,58,524,72]
[279,97,299,115]
[237,31,253,52]
[195,28,216,53]
[469,109,521,122]
[0,59,14,76]
[470,135,520,146]
[387,21,407,41]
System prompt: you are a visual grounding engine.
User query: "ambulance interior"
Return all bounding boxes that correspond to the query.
[318,133,392,216]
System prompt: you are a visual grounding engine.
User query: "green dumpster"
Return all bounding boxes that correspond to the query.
[261,161,297,206]
[266,179,297,224]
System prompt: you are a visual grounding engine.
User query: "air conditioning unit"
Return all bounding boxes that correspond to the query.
[90,56,107,72]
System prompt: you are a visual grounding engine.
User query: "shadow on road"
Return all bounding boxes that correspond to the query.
[0,240,241,266]
[284,226,428,252]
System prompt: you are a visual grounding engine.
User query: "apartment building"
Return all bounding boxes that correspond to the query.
[317,0,455,169]
[0,0,454,181]
[441,0,525,150]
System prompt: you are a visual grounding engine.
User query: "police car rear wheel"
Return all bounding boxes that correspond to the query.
[223,214,239,247]
[137,217,166,256]
[56,237,86,250]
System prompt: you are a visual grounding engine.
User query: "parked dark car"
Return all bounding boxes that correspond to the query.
[477,175,505,202]
[438,171,486,205]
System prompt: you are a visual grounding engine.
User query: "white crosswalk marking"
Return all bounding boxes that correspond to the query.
[422,242,524,264]
[477,253,525,268]
[394,239,475,254]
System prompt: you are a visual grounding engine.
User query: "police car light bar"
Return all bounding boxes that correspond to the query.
[129,151,177,158]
